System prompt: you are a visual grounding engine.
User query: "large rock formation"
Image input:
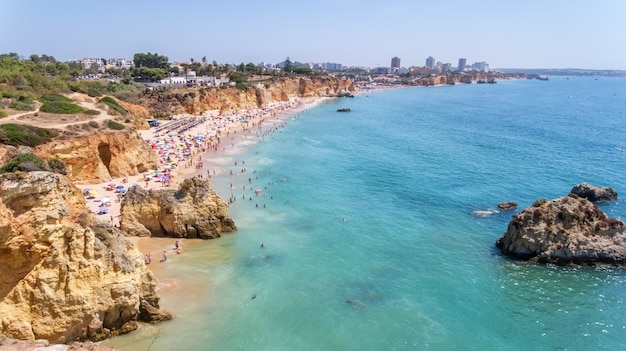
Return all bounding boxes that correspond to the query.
[570,182,618,202]
[496,194,626,265]
[34,131,159,184]
[120,177,236,238]
[0,171,170,343]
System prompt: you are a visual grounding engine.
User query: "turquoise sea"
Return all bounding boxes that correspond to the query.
[106,77,626,350]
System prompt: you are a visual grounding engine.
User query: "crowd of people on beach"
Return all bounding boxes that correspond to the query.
[81,96,323,268]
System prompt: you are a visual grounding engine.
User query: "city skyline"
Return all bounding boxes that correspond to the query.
[2,0,625,70]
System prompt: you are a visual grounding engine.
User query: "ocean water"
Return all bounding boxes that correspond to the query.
[105,77,626,350]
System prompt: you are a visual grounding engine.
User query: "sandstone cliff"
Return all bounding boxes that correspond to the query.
[34,131,159,184]
[140,76,356,117]
[120,177,236,238]
[496,194,626,265]
[0,171,170,343]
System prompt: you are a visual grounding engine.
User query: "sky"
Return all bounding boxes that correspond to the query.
[1,0,625,70]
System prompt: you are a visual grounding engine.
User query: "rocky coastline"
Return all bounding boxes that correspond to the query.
[0,75,356,347]
[0,172,171,343]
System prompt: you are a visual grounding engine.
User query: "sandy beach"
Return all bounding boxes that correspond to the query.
[78,96,330,257]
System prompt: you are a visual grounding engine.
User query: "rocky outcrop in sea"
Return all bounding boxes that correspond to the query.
[0,171,170,343]
[495,193,626,265]
[120,177,236,238]
[570,182,618,202]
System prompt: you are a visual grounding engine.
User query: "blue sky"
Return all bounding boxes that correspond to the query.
[1,0,625,69]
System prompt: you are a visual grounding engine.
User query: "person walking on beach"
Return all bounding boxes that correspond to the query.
[160,250,167,262]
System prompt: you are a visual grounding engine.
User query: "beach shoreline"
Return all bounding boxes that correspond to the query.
[78,95,333,262]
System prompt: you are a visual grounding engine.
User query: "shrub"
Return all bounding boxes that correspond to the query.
[0,123,59,146]
[107,120,125,130]
[39,94,84,114]
[99,96,128,115]
[88,120,100,128]
[0,109,7,118]
[84,109,100,115]
[48,157,67,175]
[0,153,48,174]
[8,100,32,111]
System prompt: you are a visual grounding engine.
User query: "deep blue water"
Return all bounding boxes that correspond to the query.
[106,77,626,350]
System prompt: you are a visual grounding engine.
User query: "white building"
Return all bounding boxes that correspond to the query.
[108,58,133,69]
[72,57,105,71]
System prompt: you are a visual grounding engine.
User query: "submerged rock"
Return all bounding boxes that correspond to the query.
[120,177,236,238]
[570,182,617,202]
[495,194,626,265]
[497,201,518,211]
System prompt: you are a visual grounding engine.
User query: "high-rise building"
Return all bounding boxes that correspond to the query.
[457,58,467,72]
[425,56,435,69]
[391,56,401,68]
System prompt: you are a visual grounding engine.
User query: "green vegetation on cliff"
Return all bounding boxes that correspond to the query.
[99,96,128,115]
[0,123,59,146]
[39,94,84,114]
[107,120,125,130]
[0,152,48,173]
[0,53,143,104]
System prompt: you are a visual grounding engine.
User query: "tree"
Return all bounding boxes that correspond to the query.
[133,52,169,69]
[202,56,207,66]
[284,57,293,74]
[245,62,257,73]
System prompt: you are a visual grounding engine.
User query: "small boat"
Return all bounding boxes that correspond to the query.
[337,107,351,112]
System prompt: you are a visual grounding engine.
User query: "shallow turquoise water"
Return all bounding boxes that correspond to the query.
[106,77,626,350]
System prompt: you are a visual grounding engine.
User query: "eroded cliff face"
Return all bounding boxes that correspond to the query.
[141,76,356,117]
[34,131,159,184]
[0,171,170,343]
[120,177,236,239]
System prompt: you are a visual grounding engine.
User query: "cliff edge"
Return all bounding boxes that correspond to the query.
[0,171,170,343]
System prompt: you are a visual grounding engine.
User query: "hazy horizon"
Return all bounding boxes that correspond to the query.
[2,0,625,70]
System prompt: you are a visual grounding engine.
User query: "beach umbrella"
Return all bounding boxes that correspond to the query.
[118,188,127,194]
[116,185,125,189]
[88,189,98,196]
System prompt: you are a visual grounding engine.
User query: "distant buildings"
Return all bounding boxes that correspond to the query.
[70,57,134,71]
[425,56,435,69]
[391,56,401,68]
[457,58,467,72]
[108,58,133,69]
[441,63,452,74]
[71,57,105,70]
[471,61,489,72]
[319,62,343,71]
